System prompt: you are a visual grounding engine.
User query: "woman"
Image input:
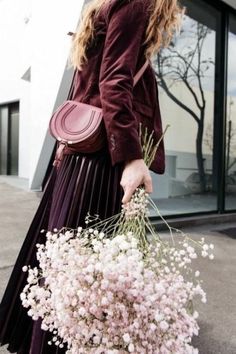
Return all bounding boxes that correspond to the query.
[0,0,182,352]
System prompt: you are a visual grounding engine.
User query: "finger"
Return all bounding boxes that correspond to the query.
[144,177,153,194]
[122,185,136,204]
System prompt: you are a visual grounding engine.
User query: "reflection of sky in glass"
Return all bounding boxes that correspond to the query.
[173,15,216,92]
[228,32,236,96]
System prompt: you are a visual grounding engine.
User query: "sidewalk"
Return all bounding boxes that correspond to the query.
[0,177,236,354]
[0,178,40,354]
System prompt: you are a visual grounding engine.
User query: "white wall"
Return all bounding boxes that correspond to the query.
[0,0,30,102]
[19,80,31,178]
[0,0,32,178]
[29,0,84,188]
[0,0,84,188]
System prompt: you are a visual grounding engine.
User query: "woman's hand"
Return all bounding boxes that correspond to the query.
[120,159,153,204]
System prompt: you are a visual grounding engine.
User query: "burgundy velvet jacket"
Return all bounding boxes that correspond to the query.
[70,0,165,174]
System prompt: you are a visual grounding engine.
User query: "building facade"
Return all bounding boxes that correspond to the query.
[0,0,236,218]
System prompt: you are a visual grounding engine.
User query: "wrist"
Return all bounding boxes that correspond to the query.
[124,158,144,167]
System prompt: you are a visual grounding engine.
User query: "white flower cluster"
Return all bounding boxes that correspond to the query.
[20,227,213,354]
[199,237,214,259]
[122,188,149,219]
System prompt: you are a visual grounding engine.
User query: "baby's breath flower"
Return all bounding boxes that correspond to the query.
[123,333,131,343]
[128,343,135,352]
[19,127,212,354]
[201,250,208,257]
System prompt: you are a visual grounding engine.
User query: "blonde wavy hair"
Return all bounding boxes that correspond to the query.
[68,0,184,71]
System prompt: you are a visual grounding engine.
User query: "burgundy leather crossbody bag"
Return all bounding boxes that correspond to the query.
[49,59,150,168]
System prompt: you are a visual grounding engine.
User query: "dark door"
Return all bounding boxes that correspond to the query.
[0,102,19,175]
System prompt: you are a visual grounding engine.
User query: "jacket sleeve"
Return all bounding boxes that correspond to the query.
[99,0,147,165]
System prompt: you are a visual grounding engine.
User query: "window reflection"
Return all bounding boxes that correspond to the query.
[225,16,236,210]
[150,0,219,216]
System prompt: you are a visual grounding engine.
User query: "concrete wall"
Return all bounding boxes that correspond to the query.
[0,0,84,188]
[29,0,84,189]
[0,0,31,178]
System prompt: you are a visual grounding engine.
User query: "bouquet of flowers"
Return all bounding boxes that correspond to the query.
[20,125,214,354]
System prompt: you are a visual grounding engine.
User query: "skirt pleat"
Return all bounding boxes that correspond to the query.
[0,149,124,353]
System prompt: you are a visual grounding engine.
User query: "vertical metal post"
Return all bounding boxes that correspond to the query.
[212,9,229,213]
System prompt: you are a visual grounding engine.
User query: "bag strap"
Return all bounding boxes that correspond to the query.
[133,59,149,87]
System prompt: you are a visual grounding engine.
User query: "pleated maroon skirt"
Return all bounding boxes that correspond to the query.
[0,148,124,353]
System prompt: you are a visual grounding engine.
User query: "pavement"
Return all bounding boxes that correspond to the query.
[0,176,236,354]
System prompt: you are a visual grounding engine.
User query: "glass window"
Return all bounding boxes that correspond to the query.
[150,0,220,216]
[225,15,236,210]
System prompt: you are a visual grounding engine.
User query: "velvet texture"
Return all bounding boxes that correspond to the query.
[0,150,124,353]
[70,0,166,174]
